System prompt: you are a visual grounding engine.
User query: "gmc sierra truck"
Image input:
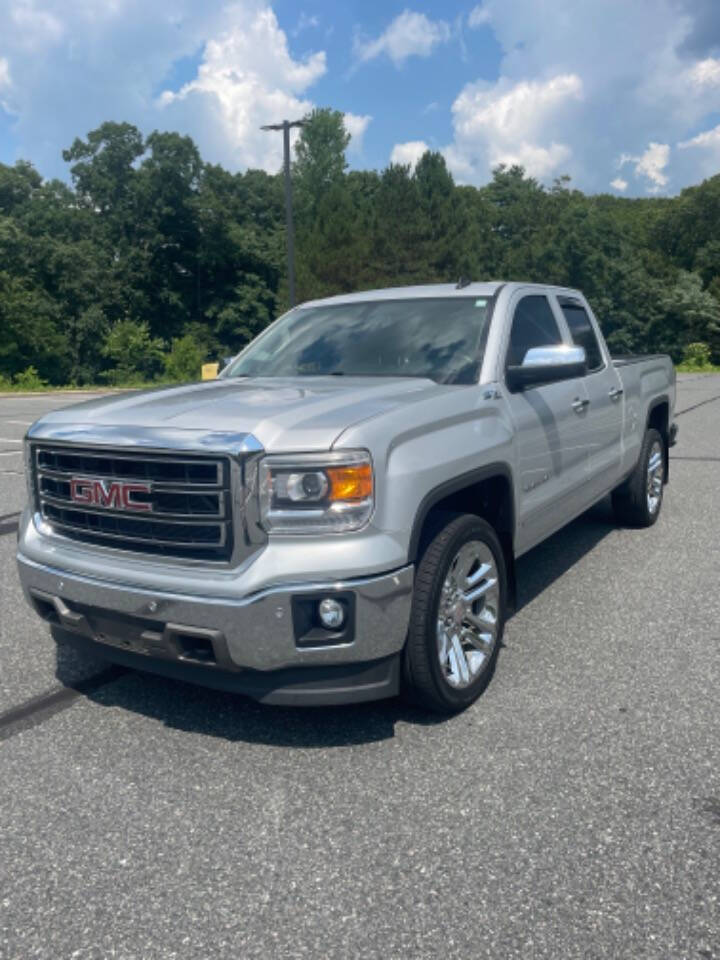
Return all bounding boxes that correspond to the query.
[17,282,676,713]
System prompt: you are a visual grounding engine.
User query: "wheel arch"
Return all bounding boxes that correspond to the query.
[408,463,517,610]
[646,395,670,482]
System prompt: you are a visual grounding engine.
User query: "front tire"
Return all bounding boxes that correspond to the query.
[403,513,507,714]
[612,427,665,527]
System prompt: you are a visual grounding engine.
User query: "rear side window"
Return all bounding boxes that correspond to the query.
[505,295,562,368]
[559,299,604,372]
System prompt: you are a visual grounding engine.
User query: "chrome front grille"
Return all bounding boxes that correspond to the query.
[33,445,233,561]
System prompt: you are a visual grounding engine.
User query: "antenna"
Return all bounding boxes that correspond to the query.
[456,277,472,289]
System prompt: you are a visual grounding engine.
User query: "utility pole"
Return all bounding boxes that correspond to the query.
[261,118,306,307]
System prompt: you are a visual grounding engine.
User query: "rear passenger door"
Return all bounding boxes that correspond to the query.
[501,291,591,553]
[555,295,623,498]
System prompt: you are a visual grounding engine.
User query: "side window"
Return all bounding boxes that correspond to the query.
[505,295,562,369]
[559,299,604,372]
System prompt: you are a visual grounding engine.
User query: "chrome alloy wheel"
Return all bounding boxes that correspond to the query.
[437,540,499,689]
[646,440,664,515]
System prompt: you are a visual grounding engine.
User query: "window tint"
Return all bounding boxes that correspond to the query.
[505,295,562,368]
[559,299,604,371]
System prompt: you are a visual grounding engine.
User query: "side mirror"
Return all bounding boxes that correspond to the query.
[506,345,587,391]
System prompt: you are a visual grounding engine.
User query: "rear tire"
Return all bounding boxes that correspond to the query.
[403,513,506,714]
[612,427,665,527]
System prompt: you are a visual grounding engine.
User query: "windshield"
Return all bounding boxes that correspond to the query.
[225,297,492,385]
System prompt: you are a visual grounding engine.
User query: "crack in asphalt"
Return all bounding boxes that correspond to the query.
[0,666,128,742]
[675,392,720,417]
[0,510,20,537]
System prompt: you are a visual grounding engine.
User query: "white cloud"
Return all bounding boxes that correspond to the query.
[344,112,372,154]
[678,123,720,149]
[293,12,319,36]
[158,6,326,171]
[452,74,582,143]
[390,140,429,170]
[635,142,670,190]
[0,1,343,178]
[427,0,720,192]
[468,5,491,28]
[0,57,11,92]
[610,177,628,191]
[0,0,229,173]
[354,10,451,67]
[677,123,720,178]
[687,57,720,87]
[446,73,582,181]
[619,142,670,192]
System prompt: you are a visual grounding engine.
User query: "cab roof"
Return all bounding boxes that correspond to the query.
[301,282,504,308]
[300,281,582,308]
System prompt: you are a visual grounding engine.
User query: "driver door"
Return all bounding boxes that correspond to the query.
[500,291,591,554]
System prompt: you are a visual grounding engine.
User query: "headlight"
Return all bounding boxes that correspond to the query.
[259,451,374,534]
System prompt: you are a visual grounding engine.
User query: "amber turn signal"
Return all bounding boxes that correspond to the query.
[326,463,373,502]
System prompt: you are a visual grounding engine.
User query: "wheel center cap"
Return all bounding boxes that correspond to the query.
[451,599,465,626]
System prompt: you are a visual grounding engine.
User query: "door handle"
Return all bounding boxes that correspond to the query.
[609,387,624,401]
[572,397,590,413]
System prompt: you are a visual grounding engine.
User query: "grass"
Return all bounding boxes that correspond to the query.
[675,364,720,373]
[0,379,179,395]
[0,383,153,394]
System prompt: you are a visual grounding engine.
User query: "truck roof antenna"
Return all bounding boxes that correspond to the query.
[456,277,472,289]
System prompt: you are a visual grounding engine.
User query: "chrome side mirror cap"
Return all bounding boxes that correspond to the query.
[506,345,587,391]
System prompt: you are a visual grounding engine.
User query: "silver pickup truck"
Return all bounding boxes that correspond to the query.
[17,282,677,712]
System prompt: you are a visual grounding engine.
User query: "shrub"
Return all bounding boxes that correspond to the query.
[13,365,48,390]
[164,333,206,383]
[682,342,712,369]
[102,319,165,385]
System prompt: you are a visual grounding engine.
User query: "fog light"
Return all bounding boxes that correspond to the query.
[318,598,345,630]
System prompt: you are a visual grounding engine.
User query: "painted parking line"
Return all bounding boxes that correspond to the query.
[0,438,22,443]
[3,420,33,426]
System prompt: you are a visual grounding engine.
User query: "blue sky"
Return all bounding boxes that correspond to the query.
[1,1,720,195]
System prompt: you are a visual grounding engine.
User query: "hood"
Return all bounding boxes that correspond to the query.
[31,376,446,452]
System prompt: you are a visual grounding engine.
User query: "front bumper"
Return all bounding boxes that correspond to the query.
[17,553,414,705]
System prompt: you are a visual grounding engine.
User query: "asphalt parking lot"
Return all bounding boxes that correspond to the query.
[1,378,718,960]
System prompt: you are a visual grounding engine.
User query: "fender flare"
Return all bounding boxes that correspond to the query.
[645,394,671,481]
[407,461,515,565]
[645,394,670,430]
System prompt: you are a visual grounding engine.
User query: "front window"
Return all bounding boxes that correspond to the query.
[224,297,493,385]
[558,298,604,372]
[505,295,563,369]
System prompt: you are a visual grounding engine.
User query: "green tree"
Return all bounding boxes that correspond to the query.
[3,117,720,388]
[102,318,165,384]
[293,108,350,221]
[655,271,720,361]
[63,122,145,239]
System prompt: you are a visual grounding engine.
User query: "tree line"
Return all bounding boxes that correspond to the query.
[1,108,719,387]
